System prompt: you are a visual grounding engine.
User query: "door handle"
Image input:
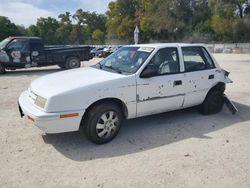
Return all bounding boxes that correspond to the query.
[174,80,182,86]
[208,74,214,79]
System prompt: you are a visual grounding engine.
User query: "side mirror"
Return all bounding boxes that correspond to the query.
[140,66,157,78]
[32,51,39,56]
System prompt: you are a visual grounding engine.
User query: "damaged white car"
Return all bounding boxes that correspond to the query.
[18,43,237,144]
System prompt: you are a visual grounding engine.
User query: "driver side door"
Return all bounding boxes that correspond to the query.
[6,39,30,66]
[136,47,185,117]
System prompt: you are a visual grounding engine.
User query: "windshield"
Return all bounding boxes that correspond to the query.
[0,38,11,49]
[97,46,154,74]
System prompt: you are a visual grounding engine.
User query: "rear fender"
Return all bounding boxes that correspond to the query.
[216,68,233,84]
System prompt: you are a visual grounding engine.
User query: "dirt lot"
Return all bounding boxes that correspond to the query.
[0,54,250,188]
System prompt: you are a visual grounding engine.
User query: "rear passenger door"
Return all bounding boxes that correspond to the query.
[29,39,47,66]
[181,46,217,108]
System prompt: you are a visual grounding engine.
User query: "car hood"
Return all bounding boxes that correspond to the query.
[30,67,126,98]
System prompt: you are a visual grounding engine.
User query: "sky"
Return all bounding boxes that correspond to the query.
[0,0,113,27]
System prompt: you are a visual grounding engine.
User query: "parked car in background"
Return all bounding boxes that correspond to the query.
[101,46,122,58]
[101,47,112,58]
[0,37,91,74]
[89,47,96,58]
[18,43,237,145]
[95,47,104,57]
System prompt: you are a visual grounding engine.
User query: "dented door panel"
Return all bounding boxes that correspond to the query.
[182,69,217,108]
[136,74,185,117]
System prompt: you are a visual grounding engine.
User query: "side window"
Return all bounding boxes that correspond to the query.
[7,39,28,52]
[182,47,215,72]
[147,47,180,75]
[201,48,214,69]
[30,40,43,51]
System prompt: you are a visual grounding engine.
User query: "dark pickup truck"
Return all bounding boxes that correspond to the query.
[0,37,91,74]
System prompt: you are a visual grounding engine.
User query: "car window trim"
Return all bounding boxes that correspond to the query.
[140,47,181,77]
[201,47,216,69]
[181,46,216,73]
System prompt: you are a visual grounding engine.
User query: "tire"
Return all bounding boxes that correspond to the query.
[0,64,6,74]
[199,88,224,115]
[82,103,123,144]
[65,57,81,69]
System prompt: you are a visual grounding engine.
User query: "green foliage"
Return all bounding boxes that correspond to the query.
[231,17,250,42]
[36,17,60,44]
[106,0,250,42]
[92,29,105,44]
[1,1,250,44]
[211,15,233,41]
[106,0,138,42]
[27,25,39,36]
[0,16,21,40]
[195,20,213,34]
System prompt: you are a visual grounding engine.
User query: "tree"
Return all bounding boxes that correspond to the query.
[56,24,72,44]
[232,18,250,42]
[0,16,21,40]
[211,15,232,40]
[106,0,139,43]
[92,29,105,44]
[27,25,40,37]
[209,0,249,18]
[58,12,72,25]
[244,1,250,15]
[36,17,60,44]
[17,25,27,36]
[72,9,107,44]
[229,0,247,18]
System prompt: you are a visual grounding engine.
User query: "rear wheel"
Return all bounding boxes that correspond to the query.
[82,103,123,144]
[65,57,81,69]
[0,64,6,74]
[199,88,224,115]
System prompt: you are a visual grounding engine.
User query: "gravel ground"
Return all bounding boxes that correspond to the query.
[0,55,250,188]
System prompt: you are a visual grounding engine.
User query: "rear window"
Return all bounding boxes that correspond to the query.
[182,47,215,72]
[30,40,43,51]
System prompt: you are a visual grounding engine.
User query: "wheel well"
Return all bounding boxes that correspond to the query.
[0,63,6,74]
[83,98,128,121]
[210,82,225,93]
[66,55,80,62]
[201,82,225,105]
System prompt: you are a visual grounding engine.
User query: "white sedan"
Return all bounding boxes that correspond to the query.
[18,43,235,144]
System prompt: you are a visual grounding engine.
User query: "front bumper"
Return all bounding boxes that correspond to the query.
[18,91,84,133]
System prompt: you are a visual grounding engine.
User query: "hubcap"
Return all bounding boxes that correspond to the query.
[69,59,79,68]
[96,111,119,138]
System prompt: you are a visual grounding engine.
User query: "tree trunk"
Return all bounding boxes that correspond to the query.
[237,4,243,18]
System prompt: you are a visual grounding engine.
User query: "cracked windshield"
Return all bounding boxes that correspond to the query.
[97,47,154,74]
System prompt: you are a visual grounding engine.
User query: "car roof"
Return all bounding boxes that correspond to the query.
[127,43,206,49]
[8,36,41,40]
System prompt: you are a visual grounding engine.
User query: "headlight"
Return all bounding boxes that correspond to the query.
[35,96,47,109]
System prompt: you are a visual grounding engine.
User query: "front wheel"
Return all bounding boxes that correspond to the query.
[0,64,6,74]
[65,57,81,69]
[199,89,224,115]
[82,103,123,144]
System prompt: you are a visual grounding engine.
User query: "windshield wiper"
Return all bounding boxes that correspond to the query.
[95,62,122,74]
[95,62,103,69]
